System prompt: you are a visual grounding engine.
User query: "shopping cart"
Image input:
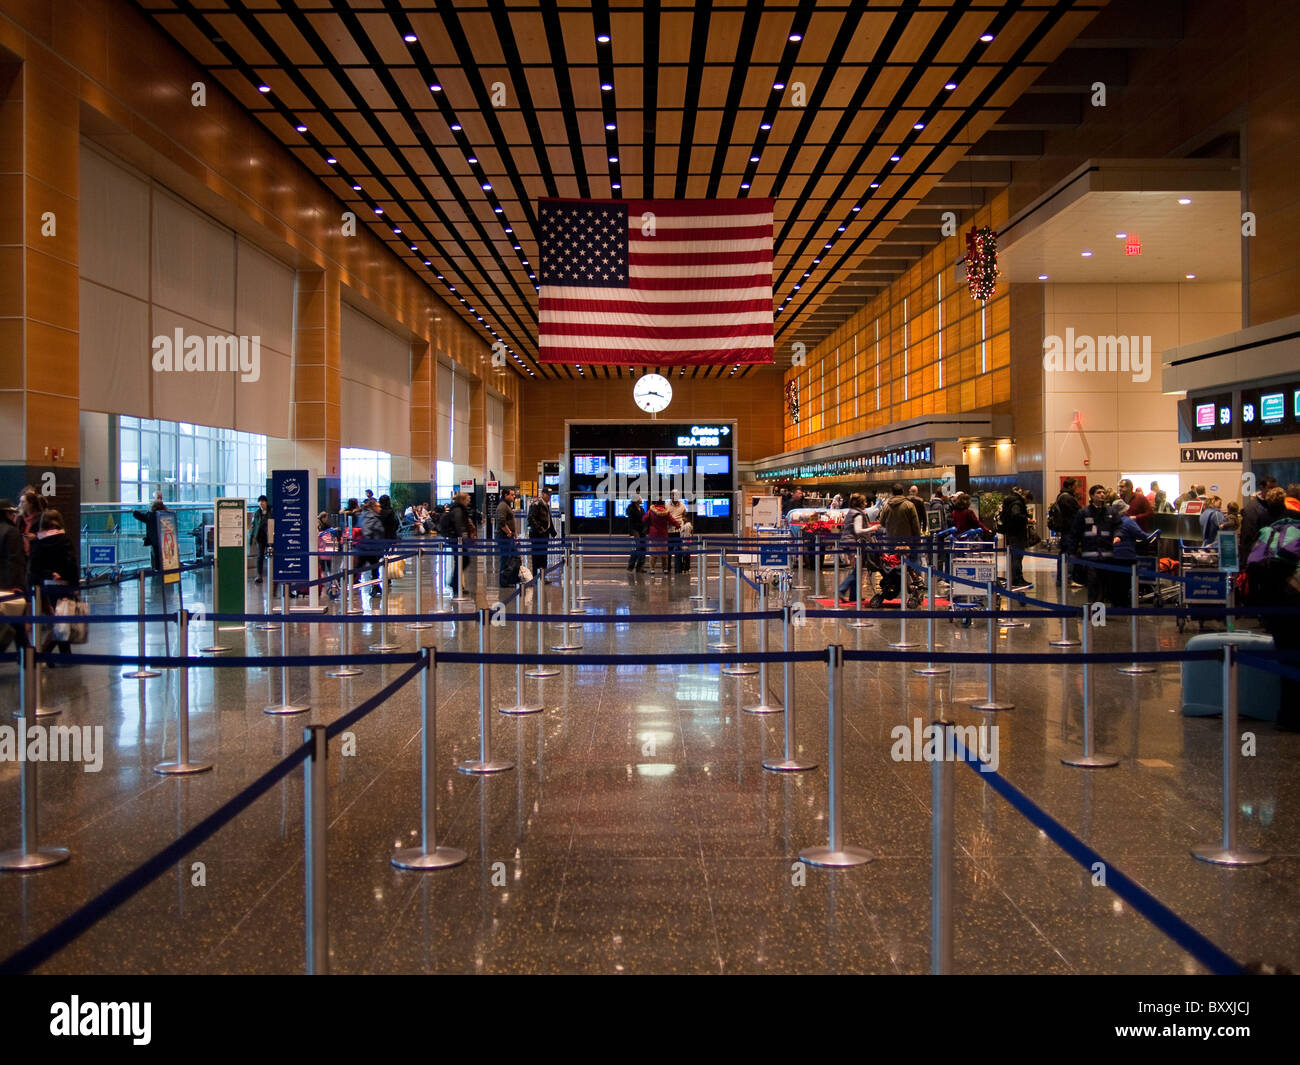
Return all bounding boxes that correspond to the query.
[947,534,997,627]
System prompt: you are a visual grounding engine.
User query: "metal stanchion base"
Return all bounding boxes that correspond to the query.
[798,845,873,868]
[763,756,817,772]
[742,701,782,715]
[264,703,310,716]
[369,642,401,652]
[1117,664,1156,675]
[406,621,433,631]
[199,645,229,654]
[30,705,60,718]
[499,701,544,715]
[693,603,717,613]
[1049,637,1081,647]
[153,760,213,775]
[1190,845,1270,867]
[391,846,467,871]
[451,594,474,603]
[689,593,706,601]
[525,665,560,678]
[888,640,920,650]
[1001,618,1031,630]
[457,758,515,774]
[848,618,874,629]
[550,641,582,651]
[575,594,592,602]
[0,846,71,871]
[122,668,162,679]
[971,699,1014,712]
[721,664,758,676]
[346,605,364,615]
[913,664,951,675]
[1060,751,1119,768]
[326,666,363,678]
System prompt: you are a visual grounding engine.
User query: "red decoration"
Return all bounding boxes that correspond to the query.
[965,225,999,302]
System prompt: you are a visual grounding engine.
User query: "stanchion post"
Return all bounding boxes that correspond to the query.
[1050,553,1080,647]
[709,559,736,651]
[265,588,310,716]
[123,572,161,678]
[304,723,328,974]
[256,566,277,629]
[690,536,706,601]
[1192,643,1270,866]
[971,582,1013,710]
[889,556,919,649]
[1118,564,1154,675]
[393,649,467,870]
[799,645,871,866]
[849,546,873,629]
[1061,609,1118,768]
[743,584,781,714]
[575,539,590,602]
[29,586,57,718]
[458,607,514,774]
[154,609,214,772]
[764,607,816,771]
[502,582,543,715]
[931,719,955,974]
[0,645,71,870]
[370,564,399,652]
[527,567,559,677]
[832,551,840,611]
[813,543,821,601]
[326,602,363,678]
[914,566,949,675]
[408,543,432,630]
[722,564,756,676]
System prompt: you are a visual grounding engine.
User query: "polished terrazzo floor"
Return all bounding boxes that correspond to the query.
[1,553,1297,974]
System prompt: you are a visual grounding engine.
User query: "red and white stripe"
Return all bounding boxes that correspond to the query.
[538,198,775,366]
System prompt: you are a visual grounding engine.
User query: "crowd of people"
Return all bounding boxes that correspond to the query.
[0,489,81,661]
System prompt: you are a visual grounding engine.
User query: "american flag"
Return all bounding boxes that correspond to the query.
[537,198,775,366]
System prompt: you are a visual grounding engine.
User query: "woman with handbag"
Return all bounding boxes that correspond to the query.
[28,509,81,659]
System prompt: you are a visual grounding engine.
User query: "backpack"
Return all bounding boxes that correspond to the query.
[1246,519,1300,567]
[1047,501,1063,533]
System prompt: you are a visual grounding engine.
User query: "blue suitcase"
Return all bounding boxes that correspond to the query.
[1180,631,1279,721]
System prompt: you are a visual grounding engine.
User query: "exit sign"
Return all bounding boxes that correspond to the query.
[1125,237,1142,256]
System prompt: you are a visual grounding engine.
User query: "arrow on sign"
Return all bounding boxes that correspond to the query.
[721,426,731,435]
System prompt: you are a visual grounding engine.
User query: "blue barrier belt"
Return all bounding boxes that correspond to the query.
[0,740,313,975]
[949,737,1242,975]
[1235,650,1300,683]
[35,652,423,669]
[501,609,782,624]
[434,650,827,666]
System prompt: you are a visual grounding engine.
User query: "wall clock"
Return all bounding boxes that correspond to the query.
[633,373,672,413]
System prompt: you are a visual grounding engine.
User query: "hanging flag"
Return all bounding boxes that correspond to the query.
[537,198,775,366]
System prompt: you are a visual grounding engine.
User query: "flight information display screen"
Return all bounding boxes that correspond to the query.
[613,453,648,474]
[654,453,690,475]
[572,497,607,518]
[572,453,609,476]
[694,453,730,476]
[698,497,731,517]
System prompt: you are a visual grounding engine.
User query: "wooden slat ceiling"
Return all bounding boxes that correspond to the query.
[138,0,1110,380]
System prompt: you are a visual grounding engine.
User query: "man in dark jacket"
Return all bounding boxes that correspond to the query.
[1240,476,1278,562]
[1053,478,1083,586]
[358,498,386,596]
[881,483,921,540]
[626,496,647,571]
[1069,484,1121,604]
[377,495,399,539]
[527,490,557,581]
[997,487,1031,588]
[441,492,472,596]
[248,495,270,583]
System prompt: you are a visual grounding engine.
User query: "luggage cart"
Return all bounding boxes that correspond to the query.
[753,534,794,606]
[947,535,997,627]
[1177,543,1225,633]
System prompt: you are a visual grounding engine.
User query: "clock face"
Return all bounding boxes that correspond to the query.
[633,373,672,413]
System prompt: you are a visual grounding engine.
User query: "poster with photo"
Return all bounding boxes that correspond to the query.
[157,510,181,585]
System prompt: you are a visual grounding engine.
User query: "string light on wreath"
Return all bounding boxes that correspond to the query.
[785,380,800,424]
[965,225,999,303]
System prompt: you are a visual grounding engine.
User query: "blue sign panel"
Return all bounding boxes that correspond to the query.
[759,542,789,566]
[1184,570,1226,602]
[88,544,116,566]
[272,469,310,583]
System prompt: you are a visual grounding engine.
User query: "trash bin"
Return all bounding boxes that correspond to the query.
[1181,631,1280,722]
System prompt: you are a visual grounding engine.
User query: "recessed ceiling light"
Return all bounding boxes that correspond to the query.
[611,183,621,190]
[392,227,401,234]
[740,182,750,189]
[944,82,958,91]
[605,123,616,130]
[890,154,901,162]
[608,155,618,163]
[1185,273,1196,279]
[1038,274,1049,280]
[481,183,492,190]
[494,207,503,212]
[601,83,613,91]
[450,124,462,131]
[760,122,772,130]
[804,272,810,278]
[1178,197,1192,205]
[597,34,610,43]
[352,184,361,191]
[825,243,832,249]
[467,157,477,164]
[410,245,418,251]
[504,227,513,233]
[1081,250,1093,257]
[374,207,383,214]
[429,84,441,92]
[980,33,995,42]
[789,33,802,42]
[424,260,431,266]
[813,258,820,263]
[325,157,337,164]
[870,182,879,188]
[513,245,521,250]
[296,124,307,132]
[1115,232,1127,239]
[257,85,271,93]
[773,83,785,90]
[851,206,861,212]
[913,122,925,130]
[794,284,801,290]
[837,226,845,232]
[750,155,760,163]
[404,34,417,43]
